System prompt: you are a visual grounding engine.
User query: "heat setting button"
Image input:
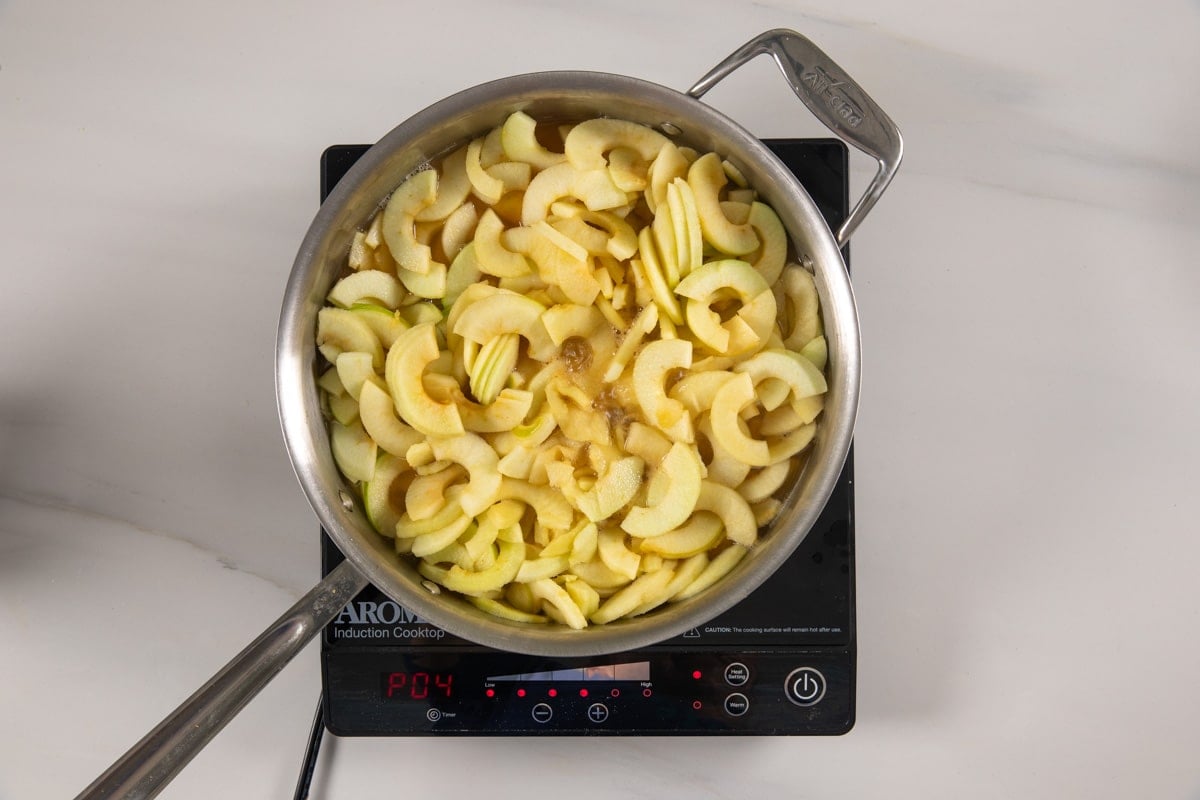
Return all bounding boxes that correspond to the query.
[586,703,609,724]
[724,662,750,686]
[531,703,553,724]
[784,667,826,707]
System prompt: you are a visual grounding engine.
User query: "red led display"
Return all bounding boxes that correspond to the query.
[384,672,454,700]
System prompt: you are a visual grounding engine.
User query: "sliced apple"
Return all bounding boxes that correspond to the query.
[317,307,383,369]
[428,433,502,517]
[349,303,408,349]
[597,527,642,580]
[590,568,675,624]
[474,209,532,278]
[647,141,689,215]
[381,168,438,273]
[362,452,410,536]
[444,243,483,308]
[575,455,645,522]
[636,227,683,325]
[527,578,587,629]
[735,348,828,401]
[799,335,828,372]
[672,544,748,601]
[695,480,758,546]
[638,511,723,559]
[675,259,776,356]
[495,477,574,529]
[500,110,566,170]
[439,200,479,262]
[335,351,384,400]
[358,381,424,459]
[396,261,447,300]
[746,202,787,286]
[564,118,669,170]
[688,152,759,256]
[631,338,693,442]
[621,442,703,537]
[781,264,823,349]
[708,372,769,467]
[602,302,658,382]
[414,145,472,222]
[330,419,377,483]
[327,270,405,309]
[459,388,533,433]
[468,332,520,405]
[452,289,546,345]
[384,323,464,437]
[540,303,605,346]
[465,137,504,205]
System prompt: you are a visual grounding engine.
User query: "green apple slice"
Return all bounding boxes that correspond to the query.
[799,335,828,372]
[330,419,377,483]
[431,537,525,596]
[636,227,683,325]
[527,578,587,629]
[737,460,792,504]
[358,381,424,459]
[469,332,520,405]
[687,153,759,256]
[500,110,566,170]
[602,302,658,382]
[467,596,548,624]
[335,351,384,400]
[413,145,472,222]
[647,142,689,215]
[396,261,447,300]
[384,323,464,437]
[597,527,642,580]
[317,307,384,369]
[444,243,483,308]
[590,568,675,624]
[362,452,409,537]
[780,264,823,349]
[427,433,502,518]
[495,477,574,529]
[459,388,534,433]
[672,544,748,601]
[575,455,645,522]
[521,162,577,225]
[540,304,605,346]
[564,117,668,170]
[735,348,828,401]
[327,392,359,426]
[349,304,408,349]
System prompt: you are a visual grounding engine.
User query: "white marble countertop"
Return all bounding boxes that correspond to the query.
[3,2,1199,798]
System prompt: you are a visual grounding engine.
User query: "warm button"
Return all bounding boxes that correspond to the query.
[784,667,826,707]
[724,662,750,686]
[723,693,750,717]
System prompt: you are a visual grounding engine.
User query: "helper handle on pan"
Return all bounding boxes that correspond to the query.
[74,559,369,800]
[688,28,903,247]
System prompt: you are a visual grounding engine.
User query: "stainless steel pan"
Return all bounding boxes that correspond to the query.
[77,29,901,800]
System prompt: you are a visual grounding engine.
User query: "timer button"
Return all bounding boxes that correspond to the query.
[724,662,750,686]
[723,693,750,717]
[784,667,826,707]
[531,703,553,724]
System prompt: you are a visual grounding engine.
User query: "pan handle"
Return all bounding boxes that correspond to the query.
[687,28,903,247]
[73,559,369,800]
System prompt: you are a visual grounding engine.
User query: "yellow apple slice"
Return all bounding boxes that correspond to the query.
[737,460,792,504]
[540,303,605,346]
[607,146,648,192]
[327,270,406,309]
[696,414,752,489]
[709,371,769,467]
[564,118,669,170]
[330,419,376,483]
[414,146,472,222]
[405,463,467,521]
[597,527,641,580]
[381,168,438,273]
[695,480,757,546]
[452,289,546,345]
[675,259,775,356]
[317,307,384,369]
[384,323,464,437]
[358,381,424,459]
[500,111,566,170]
[602,302,658,382]
[439,200,479,262]
[527,578,588,629]
[590,568,674,624]
[428,433,502,517]
[515,556,570,584]
[495,478,574,529]
[735,348,828,401]
[638,511,723,558]
[672,544,748,601]
[746,202,787,286]
[688,152,759,256]
[521,162,576,225]
[621,442,703,537]
[443,242,483,308]
[563,577,601,617]
[575,455,645,522]
[459,388,533,433]
[468,332,520,405]
[632,338,693,442]
[636,227,683,325]
[396,261,447,299]
[465,137,504,205]
[334,351,384,400]
[647,142,689,215]
[781,264,823,349]
[669,370,736,417]
[426,537,525,596]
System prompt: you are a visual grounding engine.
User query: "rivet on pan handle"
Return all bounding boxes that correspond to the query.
[688,29,903,247]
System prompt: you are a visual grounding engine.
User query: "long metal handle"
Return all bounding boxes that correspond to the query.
[688,28,903,246]
[74,559,369,800]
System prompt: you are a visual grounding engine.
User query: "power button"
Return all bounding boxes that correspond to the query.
[784,667,826,707]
